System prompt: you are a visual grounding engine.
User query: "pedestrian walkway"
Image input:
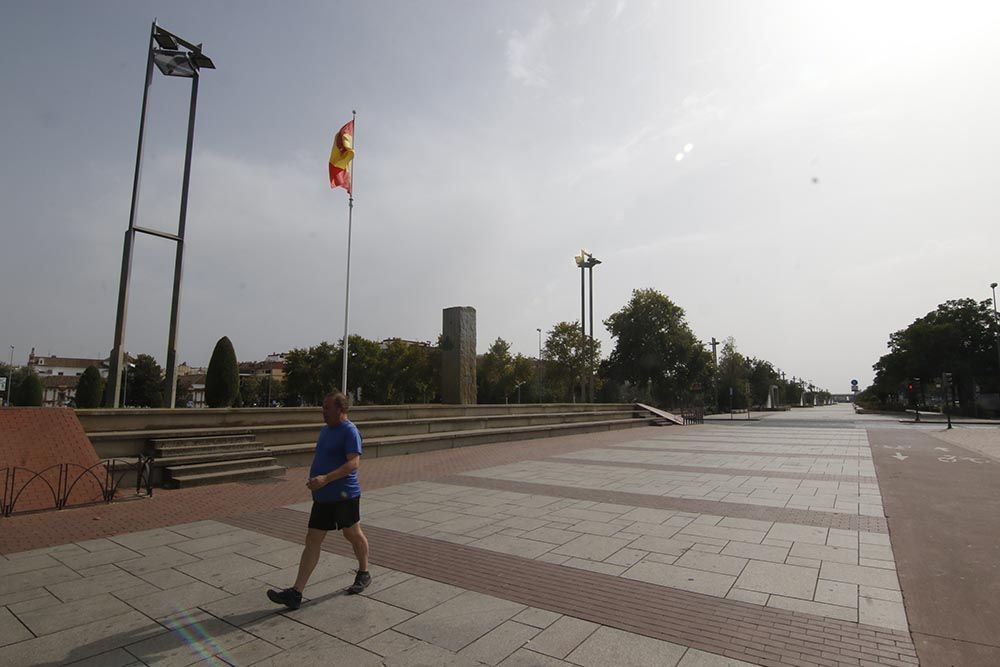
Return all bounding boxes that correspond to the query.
[0,409,925,666]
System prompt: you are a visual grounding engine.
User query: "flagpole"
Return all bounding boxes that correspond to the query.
[341,110,356,399]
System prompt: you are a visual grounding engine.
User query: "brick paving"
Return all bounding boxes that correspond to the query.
[228,506,916,667]
[0,426,654,554]
[438,474,890,533]
[616,446,873,460]
[0,409,941,666]
[552,457,880,484]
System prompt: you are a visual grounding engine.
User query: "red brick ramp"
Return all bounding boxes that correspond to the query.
[0,408,105,513]
[868,428,1000,666]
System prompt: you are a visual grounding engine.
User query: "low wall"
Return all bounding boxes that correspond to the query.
[77,403,637,460]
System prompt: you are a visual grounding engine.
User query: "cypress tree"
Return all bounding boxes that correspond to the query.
[75,366,103,408]
[206,336,239,408]
[13,370,43,406]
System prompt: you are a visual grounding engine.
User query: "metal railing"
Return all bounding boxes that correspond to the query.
[1,454,153,518]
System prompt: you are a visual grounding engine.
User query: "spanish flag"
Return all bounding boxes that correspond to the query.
[328,120,355,193]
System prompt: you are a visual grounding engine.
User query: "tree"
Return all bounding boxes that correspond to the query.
[343,336,384,404]
[260,376,284,406]
[240,376,262,407]
[544,322,600,402]
[176,376,195,407]
[12,369,43,406]
[870,298,999,413]
[205,336,239,408]
[128,354,163,407]
[283,341,340,406]
[75,366,103,408]
[717,338,749,410]
[746,358,780,407]
[478,338,515,403]
[604,289,713,408]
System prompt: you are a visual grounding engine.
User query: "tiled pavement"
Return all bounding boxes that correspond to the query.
[0,409,921,666]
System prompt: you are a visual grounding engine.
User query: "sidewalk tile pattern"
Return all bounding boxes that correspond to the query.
[1,421,921,666]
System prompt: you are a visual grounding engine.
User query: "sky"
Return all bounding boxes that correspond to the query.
[2,1,999,394]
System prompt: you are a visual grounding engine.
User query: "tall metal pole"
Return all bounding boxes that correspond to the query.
[164,66,200,409]
[536,328,542,403]
[992,283,1000,385]
[579,262,585,402]
[6,346,12,407]
[107,21,156,409]
[341,110,357,398]
[588,263,595,403]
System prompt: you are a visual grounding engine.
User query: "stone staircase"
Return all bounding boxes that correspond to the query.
[149,433,285,488]
[80,403,670,488]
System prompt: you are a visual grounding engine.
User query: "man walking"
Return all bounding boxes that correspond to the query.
[267,391,370,609]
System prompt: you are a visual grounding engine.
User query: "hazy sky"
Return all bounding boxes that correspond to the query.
[2,1,999,393]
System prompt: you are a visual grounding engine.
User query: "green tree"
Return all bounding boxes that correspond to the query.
[347,336,391,404]
[283,341,340,406]
[746,358,780,407]
[75,366,103,408]
[603,289,713,408]
[12,369,43,406]
[544,322,600,402]
[128,354,163,407]
[871,298,999,413]
[175,377,195,407]
[717,338,749,409]
[240,376,262,407]
[260,376,284,406]
[478,338,514,403]
[205,337,239,408]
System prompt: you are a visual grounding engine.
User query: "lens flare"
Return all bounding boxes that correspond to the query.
[163,608,233,663]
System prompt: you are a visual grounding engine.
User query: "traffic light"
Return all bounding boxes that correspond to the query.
[907,383,913,392]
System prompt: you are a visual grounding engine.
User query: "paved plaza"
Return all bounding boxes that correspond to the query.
[2,404,998,666]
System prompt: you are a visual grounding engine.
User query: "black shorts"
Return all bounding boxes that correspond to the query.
[308,496,361,531]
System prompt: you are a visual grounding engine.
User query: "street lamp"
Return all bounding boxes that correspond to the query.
[5,346,12,407]
[536,328,542,404]
[992,282,1000,386]
[106,21,215,409]
[573,250,601,402]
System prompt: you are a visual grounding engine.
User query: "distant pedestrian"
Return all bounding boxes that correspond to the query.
[267,391,370,609]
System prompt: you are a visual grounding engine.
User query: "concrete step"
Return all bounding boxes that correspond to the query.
[164,456,281,476]
[150,433,256,448]
[167,465,287,488]
[78,403,639,434]
[92,409,641,457]
[155,442,267,458]
[269,416,658,466]
[152,449,274,467]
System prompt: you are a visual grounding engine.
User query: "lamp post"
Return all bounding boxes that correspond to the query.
[536,328,542,403]
[992,282,1000,387]
[106,21,215,409]
[573,250,601,403]
[5,346,12,407]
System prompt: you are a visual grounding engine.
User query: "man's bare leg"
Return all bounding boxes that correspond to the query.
[293,528,327,592]
[343,523,371,593]
[343,522,369,570]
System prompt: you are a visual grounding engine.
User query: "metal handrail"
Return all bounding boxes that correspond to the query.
[0,455,154,518]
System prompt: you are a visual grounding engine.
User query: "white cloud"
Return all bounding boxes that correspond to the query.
[613,0,627,21]
[506,14,552,87]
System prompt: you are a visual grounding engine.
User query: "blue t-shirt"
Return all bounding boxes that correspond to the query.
[309,420,362,502]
